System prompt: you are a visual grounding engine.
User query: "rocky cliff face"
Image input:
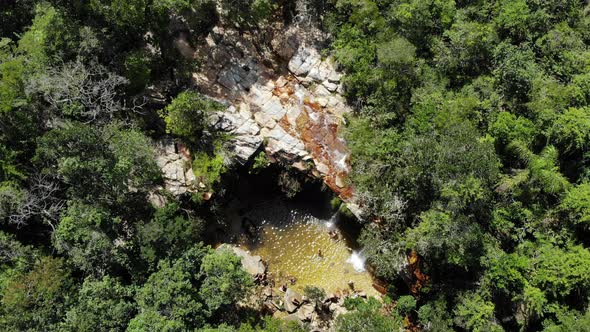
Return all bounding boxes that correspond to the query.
[161,22,362,216]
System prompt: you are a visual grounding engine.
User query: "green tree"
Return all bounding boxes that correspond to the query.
[135,245,210,329]
[493,43,540,101]
[434,12,498,80]
[335,297,401,332]
[489,111,536,147]
[62,276,136,332]
[137,202,205,270]
[385,0,456,49]
[396,295,416,316]
[35,123,160,203]
[527,242,590,301]
[453,291,502,332]
[494,0,531,41]
[0,257,72,331]
[0,51,27,113]
[543,309,590,332]
[89,0,148,31]
[485,251,529,296]
[124,50,152,94]
[503,142,570,197]
[199,248,254,314]
[535,23,589,82]
[160,91,224,144]
[417,297,453,331]
[560,182,590,227]
[405,209,485,269]
[133,244,254,330]
[549,107,590,154]
[127,309,185,332]
[192,146,227,189]
[52,202,122,276]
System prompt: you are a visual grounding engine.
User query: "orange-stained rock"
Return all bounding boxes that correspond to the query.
[407,250,429,295]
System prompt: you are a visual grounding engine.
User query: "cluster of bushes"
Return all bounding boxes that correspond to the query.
[0,1,288,331]
[325,0,590,330]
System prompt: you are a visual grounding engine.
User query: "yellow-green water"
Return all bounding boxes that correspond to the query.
[239,217,379,298]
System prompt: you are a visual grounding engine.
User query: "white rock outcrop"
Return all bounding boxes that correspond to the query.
[162,23,364,217]
[188,25,357,208]
[217,244,266,277]
[154,138,198,196]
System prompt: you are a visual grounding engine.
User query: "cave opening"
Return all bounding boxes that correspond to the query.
[205,164,378,296]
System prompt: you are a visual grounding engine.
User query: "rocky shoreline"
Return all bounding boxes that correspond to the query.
[218,244,374,332]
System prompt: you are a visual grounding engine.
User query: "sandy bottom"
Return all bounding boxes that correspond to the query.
[239,212,379,297]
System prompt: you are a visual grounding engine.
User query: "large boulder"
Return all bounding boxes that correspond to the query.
[284,288,304,313]
[154,138,198,196]
[296,303,315,321]
[209,108,262,164]
[217,244,266,277]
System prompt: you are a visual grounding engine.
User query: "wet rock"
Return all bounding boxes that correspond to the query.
[297,303,315,321]
[283,313,301,322]
[284,289,303,313]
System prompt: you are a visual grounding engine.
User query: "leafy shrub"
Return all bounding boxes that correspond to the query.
[160,91,224,144]
[396,295,417,316]
[337,297,401,332]
[124,50,152,94]
[193,148,226,188]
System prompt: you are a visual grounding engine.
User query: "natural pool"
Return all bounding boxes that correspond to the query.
[241,211,379,297]
[210,176,379,298]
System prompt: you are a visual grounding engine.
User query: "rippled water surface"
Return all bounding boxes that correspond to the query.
[209,174,380,297]
[240,213,379,297]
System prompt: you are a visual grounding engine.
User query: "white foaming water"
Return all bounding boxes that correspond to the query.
[324,212,338,229]
[347,251,367,272]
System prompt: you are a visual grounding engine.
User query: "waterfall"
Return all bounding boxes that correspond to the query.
[324,212,338,229]
[347,249,367,272]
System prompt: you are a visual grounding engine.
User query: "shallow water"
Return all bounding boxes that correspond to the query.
[243,216,378,297]
[211,175,379,298]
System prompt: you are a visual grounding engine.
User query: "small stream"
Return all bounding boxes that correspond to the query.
[209,172,379,297]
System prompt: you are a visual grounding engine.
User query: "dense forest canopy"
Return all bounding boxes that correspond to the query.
[1,0,590,331]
